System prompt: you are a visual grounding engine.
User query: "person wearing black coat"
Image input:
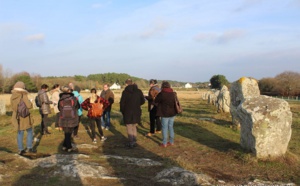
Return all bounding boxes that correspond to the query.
[120,79,145,148]
[155,81,177,148]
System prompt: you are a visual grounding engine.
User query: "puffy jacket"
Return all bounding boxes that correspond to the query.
[38,89,52,114]
[10,89,33,130]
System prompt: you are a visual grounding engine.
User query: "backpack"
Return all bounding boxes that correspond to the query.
[90,98,104,117]
[35,95,41,108]
[17,95,30,118]
[60,97,76,119]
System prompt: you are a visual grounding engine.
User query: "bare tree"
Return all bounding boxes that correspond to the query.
[274,71,300,96]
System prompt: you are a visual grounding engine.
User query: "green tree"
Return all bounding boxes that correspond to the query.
[209,74,229,89]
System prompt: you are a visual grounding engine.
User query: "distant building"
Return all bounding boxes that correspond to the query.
[110,83,121,90]
[185,83,192,89]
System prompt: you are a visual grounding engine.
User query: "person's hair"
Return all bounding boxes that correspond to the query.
[52,84,59,90]
[68,82,74,90]
[149,79,157,85]
[103,83,110,87]
[74,85,81,93]
[161,81,171,88]
[90,88,97,93]
[41,84,49,89]
[125,79,132,85]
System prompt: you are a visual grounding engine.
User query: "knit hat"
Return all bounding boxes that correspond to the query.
[61,86,70,93]
[13,81,25,89]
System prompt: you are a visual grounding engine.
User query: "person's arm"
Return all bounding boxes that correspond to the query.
[81,98,90,110]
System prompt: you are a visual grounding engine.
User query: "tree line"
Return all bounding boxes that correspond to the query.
[0,65,197,93]
[209,71,300,96]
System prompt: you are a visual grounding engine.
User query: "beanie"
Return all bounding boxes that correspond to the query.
[13,81,25,89]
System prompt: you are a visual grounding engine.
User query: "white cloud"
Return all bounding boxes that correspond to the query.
[25,33,45,43]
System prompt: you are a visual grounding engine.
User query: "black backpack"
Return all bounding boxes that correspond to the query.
[17,95,30,118]
[59,97,76,119]
[35,95,41,108]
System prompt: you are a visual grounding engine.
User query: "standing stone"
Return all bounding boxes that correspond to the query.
[0,100,6,115]
[230,77,293,159]
[230,77,260,129]
[217,85,230,113]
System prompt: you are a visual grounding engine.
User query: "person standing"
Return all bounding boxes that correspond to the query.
[120,79,145,148]
[58,86,79,152]
[154,81,177,148]
[69,83,84,138]
[10,81,35,154]
[100,83,115,130]
[144,79,161,136]
[81,88,109,143]
[50,84,61,130]
[37,84,53,135]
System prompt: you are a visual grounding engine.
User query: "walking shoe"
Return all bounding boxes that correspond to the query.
[26,148,37,153]
[67,147,77,153]
[167,142,174,146]
[155,131,161,134]
[105,127,109,130]
[101,126,105,129]
[160,143,167,148]
[18,149,25,155]
[93,138,97,143]
[145,133,154,137]
[101,136,107,142]
[62,147,67,151]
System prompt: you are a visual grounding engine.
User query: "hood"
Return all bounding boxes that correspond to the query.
[11,89,28,101]
[59,92,74,99]
[72,90,80,97]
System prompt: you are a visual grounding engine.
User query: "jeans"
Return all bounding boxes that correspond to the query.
[17,127,33,151]
[102,111,111,128]
[161,116,175,145]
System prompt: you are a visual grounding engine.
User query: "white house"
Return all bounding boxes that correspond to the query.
[185,83,192,89]
[110,83,121,90]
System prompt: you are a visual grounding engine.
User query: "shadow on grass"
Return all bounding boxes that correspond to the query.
[175,120,241,152]
[101,111,183,186]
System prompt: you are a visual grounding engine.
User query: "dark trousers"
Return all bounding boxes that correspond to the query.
[149,106,161,133]
[90,117,103,138]
[73,116,81,136]
[55,113,59,128]
[41,114,49,133]
[63,132,72,149]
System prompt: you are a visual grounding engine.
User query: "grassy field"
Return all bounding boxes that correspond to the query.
[0,90,299,185]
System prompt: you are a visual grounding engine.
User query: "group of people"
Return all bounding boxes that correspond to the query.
[10,78,180,154]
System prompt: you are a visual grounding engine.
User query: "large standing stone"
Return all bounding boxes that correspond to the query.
[217,85,230,113]
[230,77,260,129]
[230,77,292,159]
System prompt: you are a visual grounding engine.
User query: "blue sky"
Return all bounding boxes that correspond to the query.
[0,0,300,83]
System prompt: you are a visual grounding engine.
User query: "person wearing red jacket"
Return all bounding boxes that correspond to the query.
[81,88,110,143]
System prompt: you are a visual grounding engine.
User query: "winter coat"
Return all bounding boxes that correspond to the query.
[10,89,33,130]
[145,84,160,111]
[50,89,60,114]
[58,92,79,128]
[100,89,114,112]
[38,89,52,115]
[155,88,177,117]
[72,90,84,116]
[120,84,145,124]
[81,95,110,118]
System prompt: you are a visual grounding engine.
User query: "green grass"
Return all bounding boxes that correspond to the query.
[0,92,299,185]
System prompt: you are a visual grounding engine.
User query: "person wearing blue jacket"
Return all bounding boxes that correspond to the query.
[69,83,84,139]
